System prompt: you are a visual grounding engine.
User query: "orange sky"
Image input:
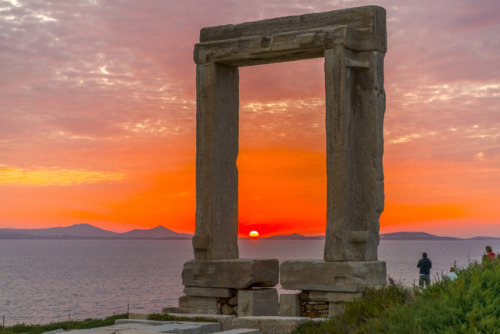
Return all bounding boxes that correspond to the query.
[1,0,499,238]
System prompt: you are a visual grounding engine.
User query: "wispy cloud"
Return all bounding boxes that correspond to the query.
[0,166,125,186]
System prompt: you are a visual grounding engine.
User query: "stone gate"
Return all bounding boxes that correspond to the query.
[178,5,387,318]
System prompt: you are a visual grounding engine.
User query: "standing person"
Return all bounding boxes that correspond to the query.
[483,245,496,262]
[417,252,432,287]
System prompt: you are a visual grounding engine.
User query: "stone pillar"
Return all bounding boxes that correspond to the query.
[324,45,386,262]
[193,63,239,260]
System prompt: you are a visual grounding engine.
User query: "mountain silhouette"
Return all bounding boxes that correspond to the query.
[121,225,191,238]
[0,223,192,239]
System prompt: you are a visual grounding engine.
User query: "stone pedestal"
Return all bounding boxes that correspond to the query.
[238,289,278,317]
[281,260,386,318]
[183,259,279,289]
[280,260,386,292]
[279,294,301,317]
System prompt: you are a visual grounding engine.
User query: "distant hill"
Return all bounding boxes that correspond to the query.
[380,232,460,241]
[262,231,500,241]
[265,233,325,240]
[0,223,192,240]
[3,225,499,241]
[121,225,191,239]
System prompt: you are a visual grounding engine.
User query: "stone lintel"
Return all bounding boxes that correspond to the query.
[280,260,386,291]
[184,287,233,298]
[199,5,386,52]
[308,291,363,303]
[183,259,279,289]
[194,25,380,66]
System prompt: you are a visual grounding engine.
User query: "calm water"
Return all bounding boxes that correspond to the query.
[1,239,499,325]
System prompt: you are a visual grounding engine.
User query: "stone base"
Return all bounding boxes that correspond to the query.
[183,259,279,289]
[238,289,278,316]
[279,294,301,317]
[165,313,235,331]
[232,316,310,334]
[280,260,386,291]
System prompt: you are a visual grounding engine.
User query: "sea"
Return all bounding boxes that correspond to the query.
[1,238,499,326]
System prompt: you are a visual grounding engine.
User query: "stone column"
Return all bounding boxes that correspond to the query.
[193,62,239,260]
[323,46,385,262]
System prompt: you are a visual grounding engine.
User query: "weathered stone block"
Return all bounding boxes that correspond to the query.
[280,260,386,291]
[309,291,363,303]
[279,294,301,317]
[228,295,238,305]
[212,329,260,334]
[184,287,233,298]
[194,62,239,260]
[163,306,220,315]
[183,259,279,289]
[179,295,218,309]
[232,316,310,334]
[238,289,278,317]
[221,303,236,315]
[166,313,234,331]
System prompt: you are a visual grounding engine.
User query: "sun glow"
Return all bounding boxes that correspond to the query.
[249,230,260,238]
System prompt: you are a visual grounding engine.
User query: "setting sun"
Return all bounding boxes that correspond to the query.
[249,230,260,238]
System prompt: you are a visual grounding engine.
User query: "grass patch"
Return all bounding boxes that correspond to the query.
[1,314,129,334]
[293,260,500,333]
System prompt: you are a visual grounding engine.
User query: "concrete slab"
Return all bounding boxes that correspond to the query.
[232,316,309,334]
[166,313,235,331]
[64,321,222,334]
[212,330,260,334]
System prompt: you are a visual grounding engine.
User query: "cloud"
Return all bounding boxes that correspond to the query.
[0,165,125,186]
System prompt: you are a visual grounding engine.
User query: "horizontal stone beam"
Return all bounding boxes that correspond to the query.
[199,6,386,53]
[183,259,279,289]
[194,26,380,66]
[280,260,386,292]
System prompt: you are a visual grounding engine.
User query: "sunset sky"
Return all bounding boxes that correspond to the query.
[1,0,499,238]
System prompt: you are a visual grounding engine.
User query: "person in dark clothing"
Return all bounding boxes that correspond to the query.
[417,252,432,287]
